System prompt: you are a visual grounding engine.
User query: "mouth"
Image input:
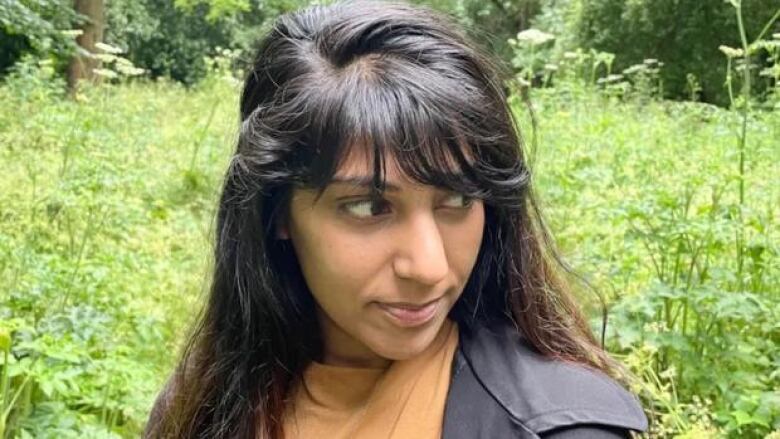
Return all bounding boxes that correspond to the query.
[376,297,441,328]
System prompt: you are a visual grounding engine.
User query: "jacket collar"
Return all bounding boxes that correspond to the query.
[455,322,648,434]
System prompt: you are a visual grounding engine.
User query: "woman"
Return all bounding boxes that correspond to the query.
[145,1,648,438]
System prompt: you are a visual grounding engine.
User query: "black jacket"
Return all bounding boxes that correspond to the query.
[442,323,648,438]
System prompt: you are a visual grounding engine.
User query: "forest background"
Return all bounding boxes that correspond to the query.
[0,0,778,437]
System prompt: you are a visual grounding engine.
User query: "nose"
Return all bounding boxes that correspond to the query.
[392,212,449,286]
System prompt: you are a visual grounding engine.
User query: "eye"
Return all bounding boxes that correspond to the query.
[340,198,392,219]
[440,193,475,209]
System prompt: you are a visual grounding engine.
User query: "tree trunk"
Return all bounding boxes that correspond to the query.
[67,0,105,92]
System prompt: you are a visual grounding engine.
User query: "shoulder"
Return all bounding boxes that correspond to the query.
[451,322,647,436]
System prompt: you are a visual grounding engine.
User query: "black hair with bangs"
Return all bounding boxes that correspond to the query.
[145,1,616,437]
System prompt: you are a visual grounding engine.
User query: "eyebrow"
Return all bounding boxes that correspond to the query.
[329,176,401,192]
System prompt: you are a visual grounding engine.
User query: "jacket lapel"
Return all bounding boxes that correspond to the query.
[442,323,647,437]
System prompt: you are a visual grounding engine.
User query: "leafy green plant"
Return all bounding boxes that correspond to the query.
[0,50,238,437]
[513,56,778,436]
[719,3,780,299]
[508,28,556,84]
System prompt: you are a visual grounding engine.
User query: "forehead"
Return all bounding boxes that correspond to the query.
[334,146,403,182]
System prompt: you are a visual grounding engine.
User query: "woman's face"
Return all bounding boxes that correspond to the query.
[281,149,485,368]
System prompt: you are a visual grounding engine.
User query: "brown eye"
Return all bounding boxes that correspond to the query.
[341,198,392,219]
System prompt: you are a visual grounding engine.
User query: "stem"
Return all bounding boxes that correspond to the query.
[755,8,780,42]
[725,58,735,106]
[664,297,671,330]
[58,103,84,180]
[519,83,539,169]
[1,349,8,416]
[1,374,31,424]
[734,2,750,292]
[671,240,682,287]
[678,298,688,379]
[735,3,749,204]
[100,380,110,425]
[189,99,220,173]
[633,224,661,280]
[59,206,109,310]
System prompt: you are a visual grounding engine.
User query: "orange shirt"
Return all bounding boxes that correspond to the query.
[283,320,459,438]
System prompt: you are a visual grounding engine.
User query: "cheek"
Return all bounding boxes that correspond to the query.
[292,222,388,305]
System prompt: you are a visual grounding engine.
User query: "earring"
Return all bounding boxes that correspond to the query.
[276,224,290,240]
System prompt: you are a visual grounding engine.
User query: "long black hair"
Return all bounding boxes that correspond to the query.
[146,1,615,437]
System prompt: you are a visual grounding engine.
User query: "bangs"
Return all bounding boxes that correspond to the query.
[295,53,500,200]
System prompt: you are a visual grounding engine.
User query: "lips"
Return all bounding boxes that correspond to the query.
[376,298,440,327]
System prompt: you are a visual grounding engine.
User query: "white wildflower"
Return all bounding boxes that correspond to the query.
[95,42,124,55]
[515,29,555,46]
[93,68,119,79]
[718,45,743,58]
[60,29,84,38]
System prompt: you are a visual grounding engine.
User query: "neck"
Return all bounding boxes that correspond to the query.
[317,309,392,369]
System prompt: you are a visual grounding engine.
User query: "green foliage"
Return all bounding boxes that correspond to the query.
[513,81,779,436]
[104,0,230,85]
[1,4,778,437]
[103,0,309,86]
[538,0,780,105]
[417,0,540,66]
[175,0,250,21]
[508,28,556,84]
[0,56,239,437]
[0,0,80,75]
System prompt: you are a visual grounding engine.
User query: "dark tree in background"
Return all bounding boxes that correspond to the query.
[67,0,104,90]
[103,0,302,86]
[420,0,540,65]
